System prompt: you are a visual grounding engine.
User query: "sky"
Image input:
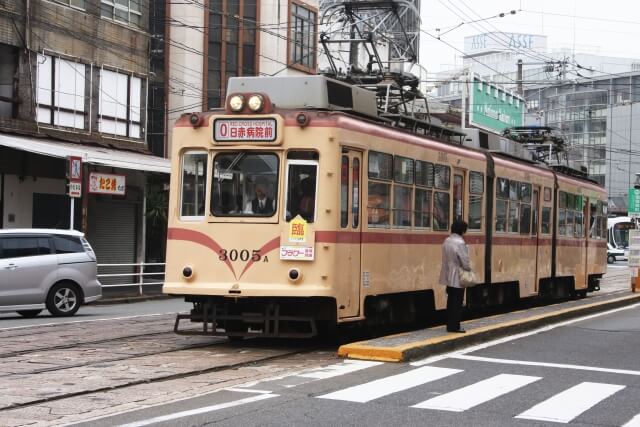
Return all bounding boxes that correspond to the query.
[418,0,640,75]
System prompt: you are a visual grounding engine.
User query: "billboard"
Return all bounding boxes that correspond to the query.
[469,77,524,134]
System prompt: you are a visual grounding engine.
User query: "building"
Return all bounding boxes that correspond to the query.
[0,0,170,290]
[167,0,320,154]
[431,32,640,213]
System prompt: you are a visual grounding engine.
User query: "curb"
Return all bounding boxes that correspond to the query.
[338,293,640,363]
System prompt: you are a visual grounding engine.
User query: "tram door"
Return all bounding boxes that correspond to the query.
[336,149,362,319]
[532,187,540,292]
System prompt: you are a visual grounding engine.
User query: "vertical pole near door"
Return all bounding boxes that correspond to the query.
[70,197,74,230]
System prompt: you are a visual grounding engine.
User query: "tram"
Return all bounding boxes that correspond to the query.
[163,75,607,338]
[607,216,635,263]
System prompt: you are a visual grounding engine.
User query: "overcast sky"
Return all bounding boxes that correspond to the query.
[418,0,640,74]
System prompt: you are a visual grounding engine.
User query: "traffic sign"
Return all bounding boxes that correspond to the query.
[68,182,81,198]
[628,188,640,215]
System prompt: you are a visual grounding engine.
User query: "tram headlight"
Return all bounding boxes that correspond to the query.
[247,94,264,112]
[228,94,245,112]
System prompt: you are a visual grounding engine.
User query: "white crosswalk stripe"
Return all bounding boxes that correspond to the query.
[623,413,640,427]
[515,382,625,423]
[318,366,462,403]
[412,374,541,412]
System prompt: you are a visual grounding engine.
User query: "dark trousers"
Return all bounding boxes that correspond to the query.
[446,286,464,331]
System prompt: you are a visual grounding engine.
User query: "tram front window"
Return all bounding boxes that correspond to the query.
[613,223,633,248]
[211,152,279,217]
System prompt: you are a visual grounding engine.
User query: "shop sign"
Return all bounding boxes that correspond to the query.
[89,172,126,195]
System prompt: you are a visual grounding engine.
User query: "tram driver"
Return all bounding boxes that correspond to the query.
[245,181,275,215]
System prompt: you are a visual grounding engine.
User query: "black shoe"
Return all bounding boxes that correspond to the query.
[447,328,466,333]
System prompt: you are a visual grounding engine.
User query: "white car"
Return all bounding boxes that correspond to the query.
[607,243,626,264]
[0,229,102,317]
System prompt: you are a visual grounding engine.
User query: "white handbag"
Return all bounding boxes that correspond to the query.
[459,269,477,287]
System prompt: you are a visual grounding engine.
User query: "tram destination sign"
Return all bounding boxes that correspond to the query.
[213,118,277,142]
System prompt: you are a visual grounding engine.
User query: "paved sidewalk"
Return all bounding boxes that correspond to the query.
[339,269,639,362]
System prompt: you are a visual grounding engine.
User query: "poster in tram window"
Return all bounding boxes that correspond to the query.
[88,172,126,196]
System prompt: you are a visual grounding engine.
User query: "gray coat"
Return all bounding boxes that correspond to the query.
[439,233,471,288]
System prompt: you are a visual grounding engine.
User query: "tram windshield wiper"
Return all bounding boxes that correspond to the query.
[218,152,245,182]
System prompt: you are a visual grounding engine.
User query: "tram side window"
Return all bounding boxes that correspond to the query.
[541,207,551,234]
[393,156,414,228]
[285,157,318,223]
[433,191,450,231]
[589,202,597,238]
[368,151,392,227]
[519,182,532,235]
[495,177,509,232]
[468,171,483,230]
[181,151,208,218]
[575,195,584,237]
[414,160,434,228]
[211,152,279,217]
[340,156,348,228]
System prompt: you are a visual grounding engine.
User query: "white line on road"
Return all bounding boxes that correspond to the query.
[412,374,541,412]
[297,360,383,379]
[451,354,640,376]
[116,393,278,427]
[411,302,640,367]
[516,382,624,423]
[0,312,185,331]
[623,413,640,427]
[318,366,462,403]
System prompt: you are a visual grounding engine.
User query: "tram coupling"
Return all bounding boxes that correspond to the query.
[173,297,318,339]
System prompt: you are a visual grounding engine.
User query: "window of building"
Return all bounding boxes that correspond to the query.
[206,1,258,108]
[289,1,317,72]
[98,68,143,139]
[181,152,208,218]
[101,0,142,27]
[54,0,86,9]
[36,54,86,129]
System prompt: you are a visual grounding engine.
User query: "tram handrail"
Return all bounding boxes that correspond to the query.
[97,262,165,295]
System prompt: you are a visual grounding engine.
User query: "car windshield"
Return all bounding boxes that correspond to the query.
[211,152,279,217]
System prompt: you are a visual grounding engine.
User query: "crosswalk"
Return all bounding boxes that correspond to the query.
[314,365,635,424]
[231,360,640,426]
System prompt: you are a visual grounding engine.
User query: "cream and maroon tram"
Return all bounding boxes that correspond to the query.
[163,75,607,338]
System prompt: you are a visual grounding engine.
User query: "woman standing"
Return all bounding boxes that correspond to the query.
[439,220,472,333]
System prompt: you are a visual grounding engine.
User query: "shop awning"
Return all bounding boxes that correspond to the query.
[0,133,170,173]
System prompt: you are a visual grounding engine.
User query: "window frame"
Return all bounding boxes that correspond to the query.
[180,151,209,221]
[36,53,87,130]
[284,159,319,223]
[98,67,144,140]
[287,0,318,74]
[100,0,142,27]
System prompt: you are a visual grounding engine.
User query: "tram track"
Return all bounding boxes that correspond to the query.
[0,343,324,412]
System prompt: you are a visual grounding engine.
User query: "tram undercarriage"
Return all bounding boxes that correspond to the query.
[173,296,336,339]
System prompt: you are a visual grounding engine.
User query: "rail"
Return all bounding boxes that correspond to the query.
[97,262,165,295]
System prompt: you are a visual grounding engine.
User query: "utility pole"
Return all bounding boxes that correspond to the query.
[517,59,523,96]
[460,69,468,129]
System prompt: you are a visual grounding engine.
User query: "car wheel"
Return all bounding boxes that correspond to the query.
[607,255,616,264]
[17,310,42,318]
[46,282,81,317]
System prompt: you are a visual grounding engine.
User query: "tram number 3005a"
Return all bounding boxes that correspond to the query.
[218,249,264,262]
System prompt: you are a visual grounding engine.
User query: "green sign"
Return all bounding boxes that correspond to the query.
[469,78,524,133]
[629,188,640,215]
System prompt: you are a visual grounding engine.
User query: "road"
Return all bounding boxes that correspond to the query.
[75,301,640,427]
[0,265,636,426]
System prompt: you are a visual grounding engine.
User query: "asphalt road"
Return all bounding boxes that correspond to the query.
[78,302,640,427]
[0,298,190,329]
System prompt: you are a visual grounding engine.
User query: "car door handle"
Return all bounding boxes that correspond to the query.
[4,264,18,270]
